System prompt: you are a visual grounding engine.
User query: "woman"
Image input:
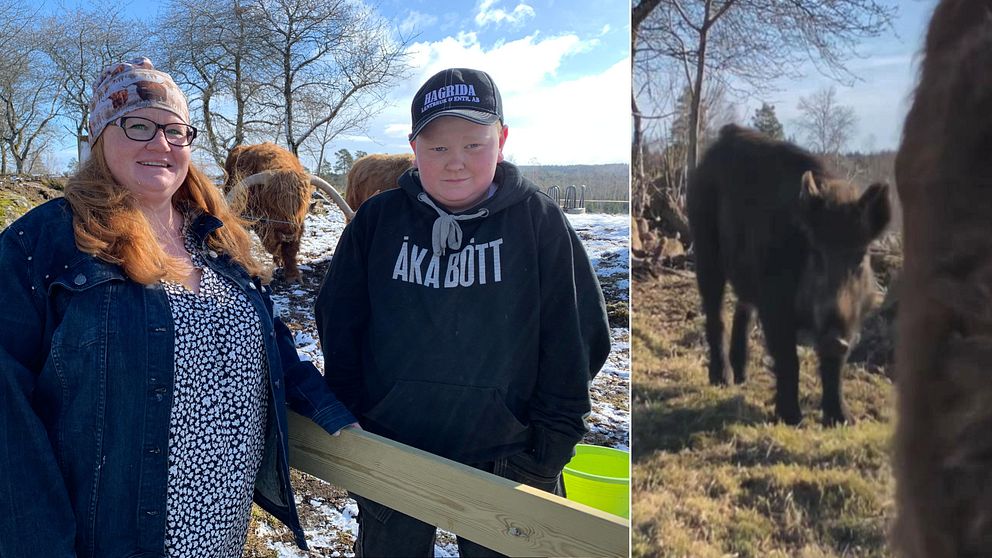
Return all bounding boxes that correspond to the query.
[0,58,355,557]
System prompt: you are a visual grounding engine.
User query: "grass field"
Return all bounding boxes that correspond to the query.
[632,270,897,558]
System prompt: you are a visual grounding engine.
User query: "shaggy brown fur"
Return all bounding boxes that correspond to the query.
[893,1,992,556]
[223,142,314,282]
[345,153,414,211]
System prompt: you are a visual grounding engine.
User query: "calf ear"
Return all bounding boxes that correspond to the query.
[800,171,820,201]
[859,182,891,239]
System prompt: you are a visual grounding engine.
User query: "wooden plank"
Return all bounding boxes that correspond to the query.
[287,412,629,557]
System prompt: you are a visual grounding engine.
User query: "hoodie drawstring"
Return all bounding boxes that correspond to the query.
[417,193,489,257]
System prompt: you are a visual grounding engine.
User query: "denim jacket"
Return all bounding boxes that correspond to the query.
[0,199,355,557]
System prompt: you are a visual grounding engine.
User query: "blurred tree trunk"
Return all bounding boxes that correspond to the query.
[632,0,662,224]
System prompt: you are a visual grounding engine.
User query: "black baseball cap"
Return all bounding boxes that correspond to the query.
[409,68,503,140]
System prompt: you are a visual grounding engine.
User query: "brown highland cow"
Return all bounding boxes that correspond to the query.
[893,1,992,555]
[345,152,414,211]
[688,124,891,425]
[223,142,314,282]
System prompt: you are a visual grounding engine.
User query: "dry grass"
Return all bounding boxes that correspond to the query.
[633,272,896,558]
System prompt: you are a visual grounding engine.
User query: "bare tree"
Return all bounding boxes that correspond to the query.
[634,0,895,173]
[41,1,145,163]
[0,0,34,173]
[0,0,31,58]
[157,0,271,168]
[0,39,62,174]
[249,0,410,156]
[794,85,857,156]
[296,89,367,174]
[24,129,59,174]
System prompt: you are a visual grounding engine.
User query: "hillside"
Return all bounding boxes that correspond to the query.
[0,177,65,228]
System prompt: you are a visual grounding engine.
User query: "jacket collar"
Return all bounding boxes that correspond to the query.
[180,204,224,245]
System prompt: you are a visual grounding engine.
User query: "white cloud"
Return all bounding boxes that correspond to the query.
[502,59,630,165]
[405,32,595,95]
[337,134,378,143]
[377,32,629,164]
[399,11,439,36]
[475,0,536,27]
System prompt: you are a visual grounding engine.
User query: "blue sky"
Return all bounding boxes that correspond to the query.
[48,0,631,168]
[734,0,936,152]
[339,0,631,165]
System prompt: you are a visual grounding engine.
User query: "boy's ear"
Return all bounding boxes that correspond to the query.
[409,140,418,168]
[497,125,509,163]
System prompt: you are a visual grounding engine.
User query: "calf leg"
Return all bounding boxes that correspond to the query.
[758,303,802,425]
[729,303,752,384]
[816,347,853,426]
[695,254,731,385]
[281,240,301,282]
[259,226,283,267]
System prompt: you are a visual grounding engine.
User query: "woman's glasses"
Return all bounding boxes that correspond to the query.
[114,116,198,147]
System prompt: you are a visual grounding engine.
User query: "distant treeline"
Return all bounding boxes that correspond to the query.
[322,160,631,215]
[517,163,629,202]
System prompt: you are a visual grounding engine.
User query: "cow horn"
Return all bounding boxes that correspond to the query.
[225,171,278,214]
[310,175,356,222]
[225,171,275,205]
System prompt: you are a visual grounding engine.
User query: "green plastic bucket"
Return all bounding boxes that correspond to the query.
[562,444,630,518]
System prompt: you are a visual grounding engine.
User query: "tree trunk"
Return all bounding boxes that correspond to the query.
[201,89,226,169]
[631,0,663,221]
[234,52,245,149]
[632,93,646,219]
[234,5,247,150]
[687,1,713,174]
[284,49,296,156]
[76,124,85,165]
[12,146,23,174]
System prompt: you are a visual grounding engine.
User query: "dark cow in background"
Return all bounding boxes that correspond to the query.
[687,124,891,425]
[893,1,992,555]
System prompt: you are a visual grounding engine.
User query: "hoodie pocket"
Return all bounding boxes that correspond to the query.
[364,380,529,461]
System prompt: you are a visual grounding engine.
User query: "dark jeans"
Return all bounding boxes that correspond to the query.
[352,453,565,557]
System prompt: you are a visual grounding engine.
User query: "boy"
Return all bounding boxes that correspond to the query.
[315,67,611,556]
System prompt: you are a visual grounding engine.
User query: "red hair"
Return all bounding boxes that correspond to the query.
[64,137,264,284]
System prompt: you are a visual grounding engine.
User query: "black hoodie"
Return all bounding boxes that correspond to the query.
[315,161,610,474]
